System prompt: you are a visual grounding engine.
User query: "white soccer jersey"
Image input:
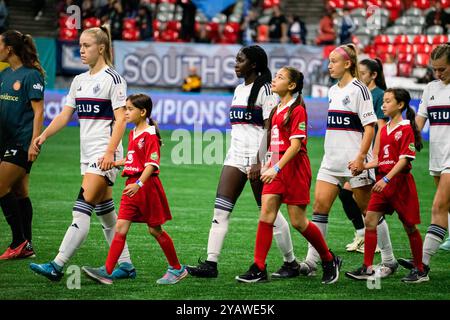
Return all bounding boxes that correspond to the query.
[418,80,450,172]
[228,82,278,159]
[320,78,377,176]
[65,66,126,163]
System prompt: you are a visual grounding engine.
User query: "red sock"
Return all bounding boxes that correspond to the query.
[407,228,424,272]
[301,222,333,262]
[363,229,377,268]
[254,221,273,270]
[105,232,126,275]
[156,231,181,270]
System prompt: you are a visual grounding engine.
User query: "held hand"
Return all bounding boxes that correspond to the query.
[99,151,114,171]
[372,179,387,193]
[349,158,365,176]
[33,135,45,153]
[28,144,39,162]
[247,163,261,181]
[260,162,271,175]
[123,183,140,197]
[260,167,277,184]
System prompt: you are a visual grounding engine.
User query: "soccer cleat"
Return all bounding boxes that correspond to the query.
[186,259,218,278]
[439,237,450,251]
[82,266,113,285]
[398,257,414,270]
[346,232,364,252]
[299,261,317,276]
[30,261,64,281]
[321,251,342,284]
[18,242,36,259]
[235,263,268,283]
[401,267,430,283]
[345,265,375,280]
[271,260,300,279]
[0,240,28,260]
[373,261,398,278]
[111,262,137,280]
[156,265,188,285]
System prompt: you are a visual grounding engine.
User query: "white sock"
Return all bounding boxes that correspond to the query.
[96,200,132,265]
[423,224,446,265]
[305,213,328,267]
[377,218,396,265]
[356,228,365,238]
[54,204,93,267]
[273,211,295,263]
[206,199,233,262]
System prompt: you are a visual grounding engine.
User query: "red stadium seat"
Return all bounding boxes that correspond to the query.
[82,17,100,29]
[327,0,345,9]
[59,27,78,41]
[153,20,161,31]
[346,0,365,10]
[414,43,433,53]
[412,35,430,44]
[412,0,431,9]
[122,29,140,41]
[398,62,413,77]
[432,34,449,44]
[160,29,180,42]
[393,35,410,45]
[415,53,431,67]
[160,0,177,3]
[257,24,269,43]
[397,43,414,54]
[167,20,181,31]
[263,0,280,9]
[123,18,137,30]
[385,0,402,21]
[366,0,382,7]
[374,35,391,45]
[323,45,336,58]
[442,0,450,9]
[206,22,221,43]
[377,43,396,55]
[398,52,414,63]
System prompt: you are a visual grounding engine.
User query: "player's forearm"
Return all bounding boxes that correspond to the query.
[277,138,302,169]
[384,158,410,180]
[138,164,156,184]
[31,102,44,142]
[41,106,73,139]
[415,115,427,132]
[106,115,126,155]
[357,124,375,160]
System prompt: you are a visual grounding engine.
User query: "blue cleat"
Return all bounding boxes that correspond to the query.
[30,261,64,282]
[111,262,137,280]
[82,266,113,285]
[156,265,188,285]
[440,237,450,251]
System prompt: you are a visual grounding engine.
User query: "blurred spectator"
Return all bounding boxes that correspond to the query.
[241,9,259,45]
[123,0,140,18]
[339,7,356,44]
[0,0,8,34]
[316,9,337,45]
[417,66,436,83]
[383,54,398,77]
[287,14,307,44]
[180,0,197,42]
[34,0,46,21]
[195,23,211,43]
[104,0,124,40]
[425,1,450,33]
[182,66,202,93]
[136,3,153,41]
[268,5,288,43]
[57,0,75,18]
[82,0,96,19]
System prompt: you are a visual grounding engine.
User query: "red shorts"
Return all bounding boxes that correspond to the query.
[367,173,420,226]
[118,175,172,227]
[263,152,311,205]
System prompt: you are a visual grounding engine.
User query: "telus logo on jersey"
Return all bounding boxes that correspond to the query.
[75,98,114,119]
[77,103,100,113]
[427,106,450,125]
[229,105,263,126]
[327,110,364,132]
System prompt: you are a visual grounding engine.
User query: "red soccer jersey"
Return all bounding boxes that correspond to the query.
[269,101,308,154]
[378,120,416,175]
[122,126,160,177]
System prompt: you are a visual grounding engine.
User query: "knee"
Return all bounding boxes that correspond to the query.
[291,218,307,232]
[0,181,11,197]
[312,197,331,214]
[148,226,163,238]
[114,221,127,235]
[364,215,377,230]
[403,224,417,235]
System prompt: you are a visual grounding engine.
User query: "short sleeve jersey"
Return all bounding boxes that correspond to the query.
[65,66,127,162]
[229,82,278,156]
[378,120,416,175]
[371,86,387,120]
[269,97,307,155]
[123,126,160,177]
[320,78,377,176]
[0,66,44,150]
[417,80,450,171]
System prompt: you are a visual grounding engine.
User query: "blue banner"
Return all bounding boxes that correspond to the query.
[58,40,89,75]
[191,0,237,19]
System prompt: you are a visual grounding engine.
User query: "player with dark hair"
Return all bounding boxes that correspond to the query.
[187,45,300,279]
[0,30,45,259]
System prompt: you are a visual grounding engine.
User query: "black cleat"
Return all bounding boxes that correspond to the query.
[345,265,375,281]
[401,267,430,283]
[271,260,300,279]
[186,259,218,278]
[321,251,342,284]
[235,263,268,283]
[398,258,414,270]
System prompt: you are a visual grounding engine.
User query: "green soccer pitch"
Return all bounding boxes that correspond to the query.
[0,127,448,300]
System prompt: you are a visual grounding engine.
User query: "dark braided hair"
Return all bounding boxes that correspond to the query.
[240,45,272,111]
[359,58,387,90]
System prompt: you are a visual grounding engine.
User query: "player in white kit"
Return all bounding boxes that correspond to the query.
[29,26,135,281]
[398,44,450,275]
[187,45,300,279]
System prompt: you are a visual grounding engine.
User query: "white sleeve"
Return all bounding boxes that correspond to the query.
[257,84,278,120]
[357,87,377,126]
[417,83,429,119]
[110,76,127,110]
[65,76,78,109]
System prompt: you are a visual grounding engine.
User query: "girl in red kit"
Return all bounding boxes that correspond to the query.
[346,88,428,283]
[82,93,188,285]
[236,67,341,284]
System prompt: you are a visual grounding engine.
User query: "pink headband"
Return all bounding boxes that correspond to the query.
[334,47,351,61]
